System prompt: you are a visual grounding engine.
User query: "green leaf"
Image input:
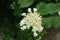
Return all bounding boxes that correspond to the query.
[36,2,60,15]
[18,0,34,8]
[42,16,60,29]
[12,1,16,7]
[36,2,48,15]
[14,6,21,17]
[28,37,33,40]
[53,16,60,28]
[42,17,53,28]
[3,34,10,40]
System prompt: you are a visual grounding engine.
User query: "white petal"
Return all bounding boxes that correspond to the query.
[21,13,26,16]
[33,32,38,37]
[20,20,25,26]
[21,27,25,30]
[23,26,26,29]
[19,22,24,26]
[39,26,44,32]
[20,26,26,30]
[21,20,25,22]
[33,8,37,12]
[28,8,32,12]
[58,11,60,16]
[20,22,24,26]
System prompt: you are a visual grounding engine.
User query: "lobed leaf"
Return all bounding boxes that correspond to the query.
[36,2,60,15]
[42,16,53,28]
[53,16,60,28]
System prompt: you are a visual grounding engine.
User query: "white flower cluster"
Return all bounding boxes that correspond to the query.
[19,8,44,37]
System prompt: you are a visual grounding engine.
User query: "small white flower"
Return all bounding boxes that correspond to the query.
[33,8,37,12]
[20,20,25,26]
[28,8,32,12]
[23,26,26,29]
[58,11,60,16]
[21,13,26,16]
[21,26,26,30]
[20,22,24,26]
[21,20,25,23]
[33,32,38,37]
[39,26,44,32]
[21,27,24,30]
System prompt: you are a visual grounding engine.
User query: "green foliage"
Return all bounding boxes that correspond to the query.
[42,16,53,28]
[3,34,11,40]
[36,2,60,15]
[16,29,34,40]
[18,0,34,8]
[14,6,21,17]
[36,2,60,29]
[53,16,60,28]
[42,16,60,29]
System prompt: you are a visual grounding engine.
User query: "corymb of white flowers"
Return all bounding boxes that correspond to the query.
[19,8,44,37]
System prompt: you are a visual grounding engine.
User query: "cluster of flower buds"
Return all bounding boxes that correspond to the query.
[19,8,44,37]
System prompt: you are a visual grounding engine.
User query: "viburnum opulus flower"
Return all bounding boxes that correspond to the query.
[19,8,44,37]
